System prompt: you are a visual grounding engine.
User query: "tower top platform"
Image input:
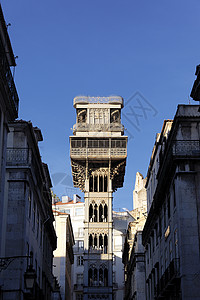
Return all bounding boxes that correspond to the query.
[73,96,124,107]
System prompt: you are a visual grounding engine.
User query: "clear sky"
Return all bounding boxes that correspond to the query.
[1,0,200,210]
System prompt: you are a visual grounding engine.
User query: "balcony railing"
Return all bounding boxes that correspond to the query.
[73,96,124,106]
[0,41,19,118]
[6,148,31,165]
[73,123,124,133]
[172,140,200,156]
[155,258,180,299]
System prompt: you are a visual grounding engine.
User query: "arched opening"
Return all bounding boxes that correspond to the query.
[94,176,98,192]
[99,234,103,251]
[94,234,97,248]
[88,268,93,286]
[89,204,93,222]
[104,204,108,222]
[94,268,98,286]
[104,235,108,254]
[89,234,93,249]
[104,268,108,286]
[94,204,98,222]
[104,175,107,192]
[89,176,93,192]
[99,175,103,192]
[99,268,103,286]
[99,204,103,222]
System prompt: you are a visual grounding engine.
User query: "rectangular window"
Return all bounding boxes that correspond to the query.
[78,228,84,237]
[76,208,84,216]
[77,256,84,266]
[76,294,83,300]
[173,183,176,209]
[77,273,83,285]
[78,241,84,251]
[28,193,32,219]
[167,194,171,219]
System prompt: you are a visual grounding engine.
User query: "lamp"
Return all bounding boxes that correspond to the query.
[24,251,36,290]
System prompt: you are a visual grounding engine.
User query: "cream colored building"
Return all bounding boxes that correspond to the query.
[53,194,84,300]
[70,96,127,300]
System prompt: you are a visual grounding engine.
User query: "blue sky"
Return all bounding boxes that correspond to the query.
[1,0,200,210]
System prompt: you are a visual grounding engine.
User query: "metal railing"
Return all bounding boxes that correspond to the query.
[155,258,180,298]
[172,140,200,156]
[0,41,19,117]
[73,123,124,133]
[6,148,31,165]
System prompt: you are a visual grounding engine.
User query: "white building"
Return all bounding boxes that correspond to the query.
[123,172,147,300]
[53,194,85,300]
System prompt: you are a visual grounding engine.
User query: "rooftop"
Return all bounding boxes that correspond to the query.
[73,96,124,107]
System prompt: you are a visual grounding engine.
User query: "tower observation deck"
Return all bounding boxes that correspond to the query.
[70,96,127,300]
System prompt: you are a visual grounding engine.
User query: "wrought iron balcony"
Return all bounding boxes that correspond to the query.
[155,258,180,299]
[6,148,31,165]
[172,140,200,156]
[73,123,124,134]
[70,138,127,159]
[0,39,19,118]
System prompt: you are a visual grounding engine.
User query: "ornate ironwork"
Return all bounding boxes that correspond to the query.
[0,255,30,272]
[6,148,31,165]
[73,123,124,133]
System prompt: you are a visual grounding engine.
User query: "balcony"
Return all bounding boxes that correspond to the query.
[172,140,200,156]
[70,138,127,160]
[73,96,124,107]
[0,39,19,119]
[6,148,31,165]
[155,259,180,299]
[73,123,124,134]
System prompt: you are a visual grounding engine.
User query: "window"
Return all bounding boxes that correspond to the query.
[173,184,176,209]
[28,193,32,219]
[167,194,171,219]
[78,228,84,237]
[75,208,84,216]
[78,241,84,251]
[76,273,83,285]
[77,256,84,266]
[76,294,83,300]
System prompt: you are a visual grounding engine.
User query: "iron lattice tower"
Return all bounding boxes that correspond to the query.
[70,96,127,300]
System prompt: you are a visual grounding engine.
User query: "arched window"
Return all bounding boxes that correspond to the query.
[99,204,103,222]
[88,268,93,286]
[99,268,103,286]
[104,175,107,192]
[94,176,98,192]
[104,235,108,254]
[94,204,98,222]
[89,176,93,192]
[99,234,103,251]
[104,204,108,222]
[94,234,97,248]
[94,268,98,286]
[99,175,103,192]
[104,268,108,286]
[89,234,93,249]
[89,204,93,222]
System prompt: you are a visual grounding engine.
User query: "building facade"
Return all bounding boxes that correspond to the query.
[142,105,200,300]
[112,210,134,300]
[123,172,147,300]
[53,194,83,300]
[0,121,57,300]
[0,3,19,258]
[70,96,127,300]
